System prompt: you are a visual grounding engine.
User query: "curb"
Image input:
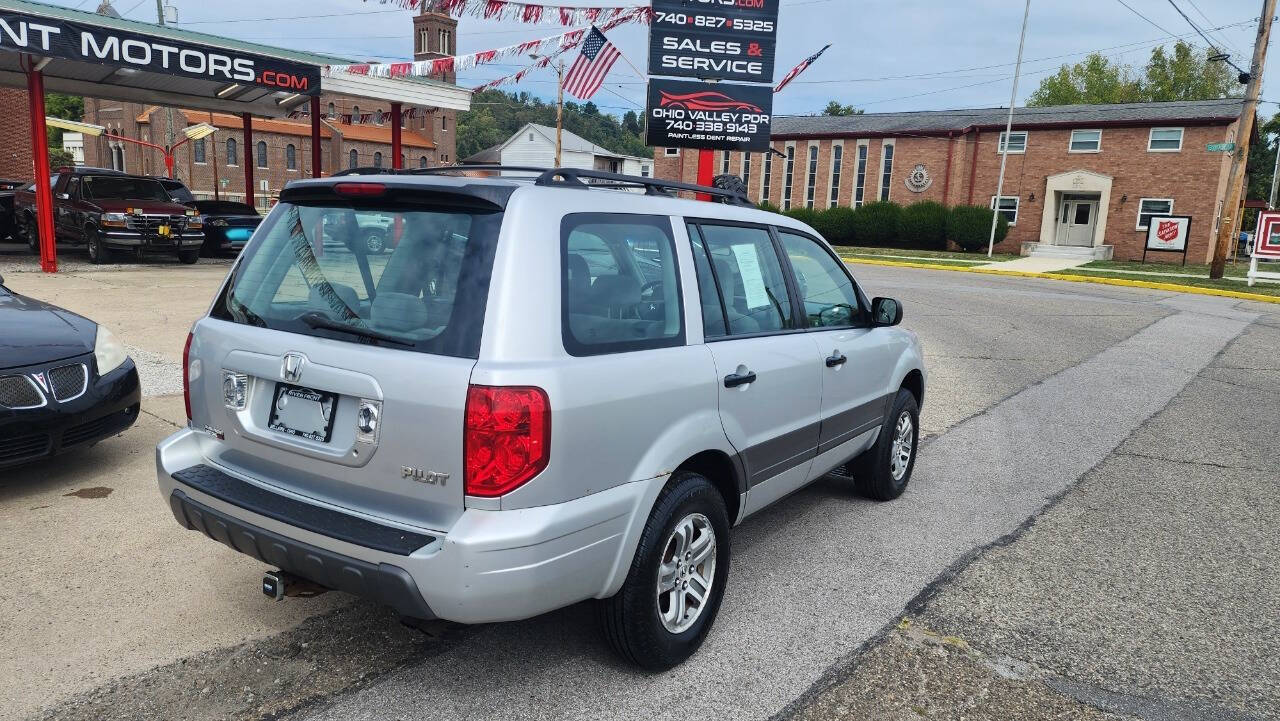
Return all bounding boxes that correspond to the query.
[840,256,1280,305]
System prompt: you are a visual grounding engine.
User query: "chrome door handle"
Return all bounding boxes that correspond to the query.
[724,370,757,388]
[825,353,847,368]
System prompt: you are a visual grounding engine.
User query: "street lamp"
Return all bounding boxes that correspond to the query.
[45,118,216,178]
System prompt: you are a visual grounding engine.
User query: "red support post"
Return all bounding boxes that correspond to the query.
[391,102,403,170]
[310,96,322,178]
[27,62,56,273]
[242,113,254,209]
[696,148,714,201]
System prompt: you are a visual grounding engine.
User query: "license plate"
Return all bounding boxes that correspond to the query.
[268,384,338,442]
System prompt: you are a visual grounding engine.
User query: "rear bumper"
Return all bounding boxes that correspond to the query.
[156,428,659,623]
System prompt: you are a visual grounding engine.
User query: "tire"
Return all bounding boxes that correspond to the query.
[600,471,730,670]
[23,213,38,253]
[849,387,920,501]
[361,228,386,255]
[85,225,110,265]
[178,249,200,265]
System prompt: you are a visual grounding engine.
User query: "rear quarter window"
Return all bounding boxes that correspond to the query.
[561,213,684,356]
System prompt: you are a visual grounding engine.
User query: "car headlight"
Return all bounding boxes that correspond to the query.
[187,216,203,228]
[94,325,128,375]
[101,212,128,227]
[208,218,228,226]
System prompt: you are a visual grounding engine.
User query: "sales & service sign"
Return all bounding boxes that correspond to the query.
[648,0,779,84]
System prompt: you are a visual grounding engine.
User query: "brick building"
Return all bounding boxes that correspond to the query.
[0,88,33,180]
[655,99,1244,262]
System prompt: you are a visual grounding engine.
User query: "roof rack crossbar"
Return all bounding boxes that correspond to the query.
[332,165,548,178]
[535,168,751,206]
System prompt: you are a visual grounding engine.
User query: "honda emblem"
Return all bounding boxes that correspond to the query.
[282,353,305,383]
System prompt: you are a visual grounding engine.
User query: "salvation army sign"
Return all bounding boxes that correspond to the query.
[648,0,779,84]
[0,8,321,94]
[1142,214,1192,265]
[1254,211,1280,259]
[646,78,773,151]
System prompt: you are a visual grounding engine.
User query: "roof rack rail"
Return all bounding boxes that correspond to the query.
[534,168,752,206]
[331,165,547,178]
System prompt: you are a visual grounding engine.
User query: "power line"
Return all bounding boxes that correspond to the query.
[1112,0,1181,38]
[1162,0,1249,74]
[1184,0,1248,57]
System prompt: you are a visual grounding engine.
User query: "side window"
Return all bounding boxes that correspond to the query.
[561,214,683,356]
[695,223,793,336]
[777,230,863,328]
[686,224,727,339]
[66,176,80,200]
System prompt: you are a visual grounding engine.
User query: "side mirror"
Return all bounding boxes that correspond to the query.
[871,297,903,327]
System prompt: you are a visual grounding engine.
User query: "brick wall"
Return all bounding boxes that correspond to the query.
[0,88,33,180]
[654,120,1234,261]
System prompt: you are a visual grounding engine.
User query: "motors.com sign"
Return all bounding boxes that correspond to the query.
[0,9,320,94]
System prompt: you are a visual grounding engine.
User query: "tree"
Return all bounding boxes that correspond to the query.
[45,93,84,148]
[1027,41,1240,107]
[456,89,651,160]
[454,107,505,160]
[823,100,864,116]
[622,110,642,136]
[48,148,76,170]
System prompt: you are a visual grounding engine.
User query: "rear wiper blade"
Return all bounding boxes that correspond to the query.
[297,312,413,346]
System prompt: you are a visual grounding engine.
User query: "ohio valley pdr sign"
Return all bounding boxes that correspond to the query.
[0,10,321,94]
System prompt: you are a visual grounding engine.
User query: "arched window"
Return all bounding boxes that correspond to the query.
[111,145,125,171]
[286,144,297,170]
[418,156,428,169]
[256,141,268,168]
[226,138,237,166]
[351,105,360,122]
[373,152,383,168]
[327,102,335,118]
[193,138,206,164]
[375,108,383,126]
[348,149,358,169]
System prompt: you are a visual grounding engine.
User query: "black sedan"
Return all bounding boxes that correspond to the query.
[0,274,140,468]
[192,200,261,256]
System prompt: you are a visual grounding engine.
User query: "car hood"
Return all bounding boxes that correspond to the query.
[0,291,96,369]
[94,198,193,215]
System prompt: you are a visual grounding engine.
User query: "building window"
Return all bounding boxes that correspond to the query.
[1148,127,1183,152]
[256,141,267,168]
[286,144,297,171]
[1137,198,1174,230]
[351,105,360,122]
[805,144,818,209]
[762,149,772,202]
[349,149,358,169]
[997,131,1027,154]
[373,152,383,168]
[990,195,1020,226]
[879,142,894,202]
[853,142,868,207]
[111,145,125,172]
[721,150,730,175]
[742,152,751,196]
[442,153,449,162]
[375,109,384,126]
[439,29,452,55]
[226,138,237,166]
[664,147,679,156]
[418,29,427,53]
[529,132,535,142]
[828,143,842,208]
[193,138,206,164]
[783,144,795,210]
[327,102,335,118]
[419,155,428,168]
[641,164,650,177]
[441,116,448,131]
[1069,129,1102,153]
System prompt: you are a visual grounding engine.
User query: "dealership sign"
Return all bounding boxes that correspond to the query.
[648,0,779,84]
[1142,214,1192,265]
[0,9,321,94]
[646,78,772,151]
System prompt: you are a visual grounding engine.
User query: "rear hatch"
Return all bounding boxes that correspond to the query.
[190,181,505,531]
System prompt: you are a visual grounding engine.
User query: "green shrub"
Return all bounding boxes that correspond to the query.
[849,201,903,246]
[899,201,949,250]
[813,206,857,245]
[757,200,781,213]
[782,207,821,228]
[947,205,1009,252]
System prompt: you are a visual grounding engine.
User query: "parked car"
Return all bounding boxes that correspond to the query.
[156,177,197,205]
[0,180,23,241]
[0,273,141,468]
[190,200,261,256]
[156,168,925,670]
[15,168,204,264]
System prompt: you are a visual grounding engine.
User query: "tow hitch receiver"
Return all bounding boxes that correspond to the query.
[262,570,329,600]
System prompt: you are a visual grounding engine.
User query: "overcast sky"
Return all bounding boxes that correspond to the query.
[47,0,1279,119]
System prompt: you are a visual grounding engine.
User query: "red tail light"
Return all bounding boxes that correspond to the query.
[182,332,194,422]
[464,385,550,497]
[333,182,386,197]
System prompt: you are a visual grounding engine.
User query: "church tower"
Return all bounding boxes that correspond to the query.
[413,2,459,84]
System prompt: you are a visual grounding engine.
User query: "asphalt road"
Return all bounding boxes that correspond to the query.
[2,261,1276,721]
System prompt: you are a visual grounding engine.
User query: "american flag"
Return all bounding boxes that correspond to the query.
[774,44,832,94]
[563,27,621,100]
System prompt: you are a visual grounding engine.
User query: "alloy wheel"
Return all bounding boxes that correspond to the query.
[656,512,717,634]
[890,411,914,481]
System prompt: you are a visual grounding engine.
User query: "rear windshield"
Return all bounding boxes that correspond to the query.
[196,201,258,215]
[210,200,501,358]
[83,176,171,202]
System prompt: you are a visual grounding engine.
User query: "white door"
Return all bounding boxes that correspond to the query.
[1058,201,1098,247]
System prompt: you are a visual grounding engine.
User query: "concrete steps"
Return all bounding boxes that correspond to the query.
[1021,242,1114,260]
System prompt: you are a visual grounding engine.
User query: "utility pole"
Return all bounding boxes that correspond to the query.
[156,0,177,178]
[1211,0,1275,278]
[555,60,564,167]
[988,0,1031,258]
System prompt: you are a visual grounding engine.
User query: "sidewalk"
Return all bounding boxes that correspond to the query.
[976,256,1092,273]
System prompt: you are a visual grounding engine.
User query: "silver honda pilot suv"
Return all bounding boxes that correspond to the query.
[157,168,926,669]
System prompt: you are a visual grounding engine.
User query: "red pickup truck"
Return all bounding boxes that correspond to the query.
[14,167,204,264]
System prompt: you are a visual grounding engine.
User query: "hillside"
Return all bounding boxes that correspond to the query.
[457,90,651,161]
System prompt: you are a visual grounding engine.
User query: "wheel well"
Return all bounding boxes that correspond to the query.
[901,369,924,407]
[676,450,741,524]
